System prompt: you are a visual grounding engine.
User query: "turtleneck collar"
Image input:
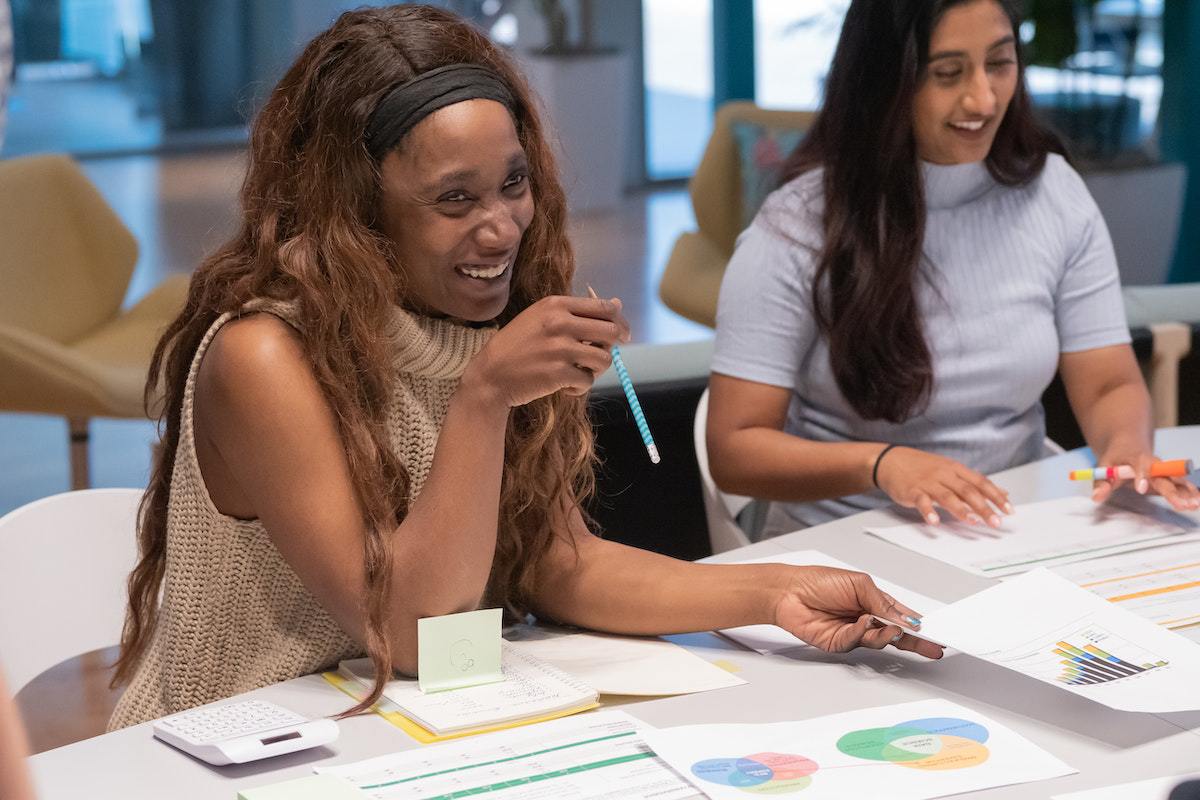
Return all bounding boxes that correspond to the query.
[390,305,495,380]
[922,160,995,210]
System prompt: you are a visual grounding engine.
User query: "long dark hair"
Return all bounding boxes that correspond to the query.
[780,0,1065,422]
[114,5,595,715]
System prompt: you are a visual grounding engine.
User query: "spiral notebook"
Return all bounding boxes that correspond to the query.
[337,645,598,736]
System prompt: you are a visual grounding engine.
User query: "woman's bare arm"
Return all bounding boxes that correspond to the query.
[195,314,509,674]
[0,671,35,800]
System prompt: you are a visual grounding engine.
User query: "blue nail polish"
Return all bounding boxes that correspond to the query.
[905,615,922,627]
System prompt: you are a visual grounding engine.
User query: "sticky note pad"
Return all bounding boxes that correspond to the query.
[417,607,504,693]
[238,774,367,799]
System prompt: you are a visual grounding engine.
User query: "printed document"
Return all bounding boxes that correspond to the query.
[866,495,1200,578]
[642,698,1073,800]
[919,569,1200,712]
[316,710,701,799]
[1051,539,1200,631]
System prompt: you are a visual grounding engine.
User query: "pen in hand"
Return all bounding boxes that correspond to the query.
[1069,459,1193,482]
[586,286,660,464]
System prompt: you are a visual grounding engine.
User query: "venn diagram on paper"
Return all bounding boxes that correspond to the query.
[690,716,991,794]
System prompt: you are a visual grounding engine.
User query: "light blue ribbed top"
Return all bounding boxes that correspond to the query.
[712,155,1130,529]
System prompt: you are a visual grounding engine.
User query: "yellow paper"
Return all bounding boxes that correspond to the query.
[321,672,599,744]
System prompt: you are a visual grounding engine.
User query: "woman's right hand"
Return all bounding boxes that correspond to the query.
[774,566,944,659]
[874,446,1012,528]
[463,294,631,407]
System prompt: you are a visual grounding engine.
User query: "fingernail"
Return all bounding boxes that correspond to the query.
[890,633,903,643]
[1137,478,1149,494]
[967,514,984,526]
[988,515,1001,528]
[925,513,939,525]
[1003,502,1014,515]
[904,615,921,628]
[1092,488,1104,502]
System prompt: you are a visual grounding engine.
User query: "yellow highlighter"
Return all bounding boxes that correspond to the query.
[1068,459,1194,481]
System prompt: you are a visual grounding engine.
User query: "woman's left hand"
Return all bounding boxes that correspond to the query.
[773,567,944,659]
[1092,447,1200,511]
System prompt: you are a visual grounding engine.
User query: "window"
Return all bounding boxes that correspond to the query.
[754,0,847,111]
[642,0,713,180]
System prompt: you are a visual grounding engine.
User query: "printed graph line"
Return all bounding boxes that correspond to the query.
[1107,579,1200,603]
[1077,560,1200,589]
[979,533,1191,573]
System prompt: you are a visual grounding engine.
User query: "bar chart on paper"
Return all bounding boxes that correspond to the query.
[994,623,1172,690]
[917,570,1200,712]
[1047,630,1168,686]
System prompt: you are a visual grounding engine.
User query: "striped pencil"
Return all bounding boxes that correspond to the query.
[587,286,660,464]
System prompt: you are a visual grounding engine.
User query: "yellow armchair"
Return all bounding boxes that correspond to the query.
[659,102,816,328]
[0,154,189,488]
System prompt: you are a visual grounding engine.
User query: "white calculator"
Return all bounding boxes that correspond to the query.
[152,699,339,765]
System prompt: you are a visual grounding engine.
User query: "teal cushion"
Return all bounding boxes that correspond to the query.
[731,120,808,228]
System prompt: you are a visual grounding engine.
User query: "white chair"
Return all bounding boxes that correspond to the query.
[694,388,755,553]
[0,489,141,693]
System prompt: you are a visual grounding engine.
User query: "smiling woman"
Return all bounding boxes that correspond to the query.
[104,4,945,731]
[378,98,532,322]
[911,1,1018,165]
[707,0,1199,537]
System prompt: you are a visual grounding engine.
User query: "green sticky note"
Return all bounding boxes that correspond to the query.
[417,607,504,693]
[237,774,366,799]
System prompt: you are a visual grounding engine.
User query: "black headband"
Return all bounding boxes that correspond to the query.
[365,63,518,159]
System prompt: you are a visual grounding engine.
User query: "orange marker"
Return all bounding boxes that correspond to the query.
[1069,459,1194,481]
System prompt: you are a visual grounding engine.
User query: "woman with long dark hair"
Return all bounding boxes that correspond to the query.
[107,5,942,729]
[708,0,1199,535]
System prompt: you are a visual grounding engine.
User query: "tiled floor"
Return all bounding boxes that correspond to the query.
[0,150,711,515]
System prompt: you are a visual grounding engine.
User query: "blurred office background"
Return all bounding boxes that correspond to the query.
[2,0,1200,516]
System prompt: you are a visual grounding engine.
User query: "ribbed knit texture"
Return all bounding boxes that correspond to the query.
[713,155,1131,531]
[108,301,493,729]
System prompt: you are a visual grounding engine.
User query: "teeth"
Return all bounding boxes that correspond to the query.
[952,120,985,131]
[459,260,508,279]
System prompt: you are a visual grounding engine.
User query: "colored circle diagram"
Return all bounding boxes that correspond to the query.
[691,752,819,794]
[836,717,990,770]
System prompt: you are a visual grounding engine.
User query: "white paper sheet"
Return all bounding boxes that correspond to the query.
[1052,540,1200,630]
[1052,773,1200,800]
[919,569,1200,712]
[316,710,702,800]
[641,698,1074,800]
[866,495,1200,578]
[717,550,945,654]
[503,628,746,695]
[340,647,596,734]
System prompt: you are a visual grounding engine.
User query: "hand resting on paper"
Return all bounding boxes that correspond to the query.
[774,566,944,660]
[874,446,1013,529]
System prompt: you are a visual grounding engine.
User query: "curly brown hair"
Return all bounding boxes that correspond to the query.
[113,4,595,715]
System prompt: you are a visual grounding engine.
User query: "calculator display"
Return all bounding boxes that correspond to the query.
[260,731,303,745]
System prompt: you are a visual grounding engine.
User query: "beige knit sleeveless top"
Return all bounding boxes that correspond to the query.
[109,301,494,729]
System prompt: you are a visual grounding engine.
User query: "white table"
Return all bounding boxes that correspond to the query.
[30,427,1200,798]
